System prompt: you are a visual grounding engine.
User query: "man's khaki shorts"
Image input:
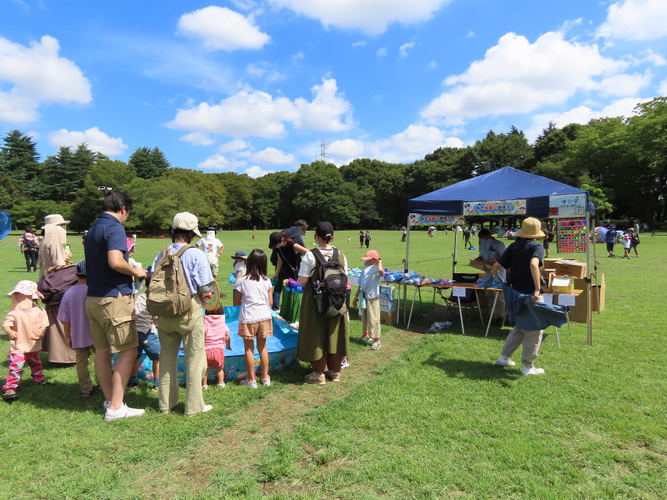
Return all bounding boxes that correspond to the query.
[85,293,138,353]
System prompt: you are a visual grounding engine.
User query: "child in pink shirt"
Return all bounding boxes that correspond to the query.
[202,304,230,389]
[2,281,50,401]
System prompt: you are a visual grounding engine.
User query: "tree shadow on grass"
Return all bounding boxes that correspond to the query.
[423,353,522,384]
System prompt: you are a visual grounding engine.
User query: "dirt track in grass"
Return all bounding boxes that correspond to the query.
[141,324,423,498]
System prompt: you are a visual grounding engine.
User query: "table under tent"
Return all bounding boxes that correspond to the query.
[404,167,597,345]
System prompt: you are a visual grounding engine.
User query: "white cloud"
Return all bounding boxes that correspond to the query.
[231,0,257,11]
[421,32,627,125]
[198,154,230,170]
[250,147,296,165]
[328,124,462,164]
[179,132,215,146]
[0,35,91,123]
[246,63,285,81]
[377,47,387,58]
[526,97,650,142]
[399,41,416,58]
[596,0,667,41]
[48,127,127,156]
[218,139,250,153]
[293,51,304,61]
[268,0,452,35]
[246,64,266,77]
[638,50,667,66]
[658,77,667,95]
[429,60,438,69]
[168,77,354,138]
[467,30,475,38]
[597,71,651,97]
[352,40,367,47]
[177,6,270,51]
[245,166,275,178]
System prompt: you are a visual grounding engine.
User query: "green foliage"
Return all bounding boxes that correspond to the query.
[0,130,40,184]
[129,146,170,179]
[217,172,254,228]
[9,200,74,228]
[0,173,23,210]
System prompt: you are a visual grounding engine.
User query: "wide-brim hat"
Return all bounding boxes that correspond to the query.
[284,226,305,239]
[42,214,70,228]
[172,212,202,238]
[515,217,545,239]
[7,280,43,300]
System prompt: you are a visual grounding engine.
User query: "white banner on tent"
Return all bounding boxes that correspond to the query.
[549,194,586,218]
[463,199,526,216]
[409,214,461,226]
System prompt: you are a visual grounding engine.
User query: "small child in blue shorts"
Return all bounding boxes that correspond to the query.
[130,289,160,391]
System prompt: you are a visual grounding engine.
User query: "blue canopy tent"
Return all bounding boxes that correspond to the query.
[405,167,594,344]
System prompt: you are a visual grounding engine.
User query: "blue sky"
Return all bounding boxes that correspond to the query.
[1,0,666,177]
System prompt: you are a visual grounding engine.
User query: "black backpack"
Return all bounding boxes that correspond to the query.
[312,248,349,317]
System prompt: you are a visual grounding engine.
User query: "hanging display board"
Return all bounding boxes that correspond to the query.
[556,218,587,253]
[463,199,526,216]
[549,194,586,218]
[409,214,460,226]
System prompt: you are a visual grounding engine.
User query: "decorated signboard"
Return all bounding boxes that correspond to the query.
[549,194,586,218]
[556,218,587,253]
[409,214,460,226]
[463,199,526,216]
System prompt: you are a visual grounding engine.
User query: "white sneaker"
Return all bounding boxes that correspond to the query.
[341,358,349,369]
[240,379,258,389]
[496,356,516,367]
[202,404,213,413]
[370,340,381,350]
[104,403,145,421]
[521,367,545,376]
[261,377,271,387]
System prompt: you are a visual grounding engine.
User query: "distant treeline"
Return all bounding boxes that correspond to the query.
[1,98,666,230]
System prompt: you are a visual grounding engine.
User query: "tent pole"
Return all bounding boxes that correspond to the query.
[585,210,592,346]
[404,216,411,322]
[453,224,459,277]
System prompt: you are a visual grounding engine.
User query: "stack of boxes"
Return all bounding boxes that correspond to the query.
[543,258,605,323]
[379,285,398,325]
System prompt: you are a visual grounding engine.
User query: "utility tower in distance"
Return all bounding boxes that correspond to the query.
[319,138,329,163]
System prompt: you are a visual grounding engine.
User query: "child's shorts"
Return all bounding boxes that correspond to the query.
[206,348,225,372]
[137,331,160,361]
[238,319,273,340]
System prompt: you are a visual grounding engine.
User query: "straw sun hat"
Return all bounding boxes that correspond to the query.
[515,217,545,239]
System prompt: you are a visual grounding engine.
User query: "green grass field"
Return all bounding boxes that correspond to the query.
[0,229,666,499]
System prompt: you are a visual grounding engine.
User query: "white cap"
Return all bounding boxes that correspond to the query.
[172,212,202,238]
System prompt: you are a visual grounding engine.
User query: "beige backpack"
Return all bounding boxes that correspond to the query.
[146,245,193,317]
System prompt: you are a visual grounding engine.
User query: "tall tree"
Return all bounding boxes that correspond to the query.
[0,130,40,185]
[129,146,170,179]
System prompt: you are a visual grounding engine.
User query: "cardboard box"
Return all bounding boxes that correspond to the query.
[468,259,490,271]
[379,285,395,301]
[380,310,397,325]
[567,274,606,323]
[380,298,397,313]
[551,277,574,294]
[543,259,587,279]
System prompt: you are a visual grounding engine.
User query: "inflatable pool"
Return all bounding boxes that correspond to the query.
[127,306,299,384]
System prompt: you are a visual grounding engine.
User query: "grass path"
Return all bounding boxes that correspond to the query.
[138,325,422,498]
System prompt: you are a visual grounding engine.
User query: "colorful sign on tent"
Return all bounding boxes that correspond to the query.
[557,218,587,253]
[409,214,460,226]
[462,199,526,216]
[549,194,586,217]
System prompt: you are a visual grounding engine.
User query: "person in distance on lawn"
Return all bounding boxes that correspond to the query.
[353,250,384,350]
[491,217,547,376]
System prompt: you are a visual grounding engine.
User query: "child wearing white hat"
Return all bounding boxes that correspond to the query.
[2,281,50,401]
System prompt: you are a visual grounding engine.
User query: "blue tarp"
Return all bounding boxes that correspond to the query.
[408,167,588,218]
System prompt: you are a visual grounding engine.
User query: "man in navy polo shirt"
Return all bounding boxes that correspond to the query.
[85,191,148,421]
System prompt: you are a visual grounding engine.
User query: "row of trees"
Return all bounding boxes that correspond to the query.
[1,98,666,230]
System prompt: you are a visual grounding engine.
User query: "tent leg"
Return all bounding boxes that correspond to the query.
[485,291,499,338]
[407,286,418,330]
[458,296,465,335]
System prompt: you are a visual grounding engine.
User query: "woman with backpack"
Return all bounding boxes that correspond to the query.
[297,222,350,386]
[149,212,214,416]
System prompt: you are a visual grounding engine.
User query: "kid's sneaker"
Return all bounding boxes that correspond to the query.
[370,340,381,350]
[358,333,371,345]
[103,403,145,421]
[341,358,350,369]
[240,379,258,389]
